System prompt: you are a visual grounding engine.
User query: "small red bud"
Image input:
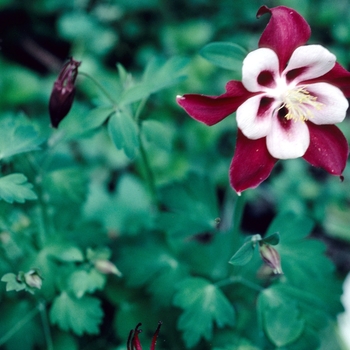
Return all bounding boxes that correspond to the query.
[49,57,81,128]
[94,259,122,276]
[259,243,283,275]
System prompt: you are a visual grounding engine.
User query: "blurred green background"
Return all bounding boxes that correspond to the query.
[1,0,350,349]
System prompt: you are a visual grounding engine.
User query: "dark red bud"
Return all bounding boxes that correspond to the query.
[49,57,81,128]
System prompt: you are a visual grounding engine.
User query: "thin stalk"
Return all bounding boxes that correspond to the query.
[0,306,40,346]
[138,135,159,208]
[79,71,117,106]
[231,192,246,249]
[39,301,54,350]
[134,96,159,207]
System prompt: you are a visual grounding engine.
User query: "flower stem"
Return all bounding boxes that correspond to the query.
[0,305,40,346]
[138,134,159,208]
[79,71,117,106]
[232,192,245,248]
[38,301,54,350]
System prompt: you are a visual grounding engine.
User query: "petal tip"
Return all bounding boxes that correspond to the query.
[256,5,270,18]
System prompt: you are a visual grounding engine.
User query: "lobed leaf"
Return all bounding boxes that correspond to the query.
[0,118,44,160]
[0,174,37,203]
[1,273,26,292]
[108,110,139,159]
[158,173,219,239]
[173,277,235,348]
[50,291,103,335]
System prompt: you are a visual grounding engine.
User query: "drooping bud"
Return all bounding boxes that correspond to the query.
[94,259,122,276]
[258,242,283,275]
[24,269,43,289]
[49,57,81,128]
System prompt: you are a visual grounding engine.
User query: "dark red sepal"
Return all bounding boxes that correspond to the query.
[230,130,277,194]
[176,81,255,126]
[303,123,349,176]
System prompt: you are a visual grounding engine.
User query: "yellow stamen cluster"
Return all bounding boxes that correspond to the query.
[282,87,323,122]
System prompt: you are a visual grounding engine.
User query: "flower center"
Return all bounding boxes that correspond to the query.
[281,87,323,122]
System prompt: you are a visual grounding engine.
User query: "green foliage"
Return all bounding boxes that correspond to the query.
[50,292,103,335]
[0,116,44,160]
[108,110,140,159]
[174,277,235,348]
[0,174,37,203]
[0,0,349,349]
[1,273,27,292]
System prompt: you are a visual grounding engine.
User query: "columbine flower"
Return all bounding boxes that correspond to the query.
[127,322,162,350]
[49,57,81,128]
[177,5,350,194]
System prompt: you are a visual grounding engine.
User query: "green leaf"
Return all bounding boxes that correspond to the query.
[81,105,115,131]
[173,277,235,348]
[258,286,305,347]
[44,167,88,204]
[158,173,219,238]
[119,83,152,105]
[121,242,188,306]
[1,273,26,292]
[46,244,84,263]
[262,232,280,245]
[118,56,189,105]
[266,212,342,313]
[0,118,44,159]
[228,240,255,266]
[84,174,153,235]
[200,42,247,70]
[50,292,103,335]
[142,119,173,152]
[145,56,189,92]
[67,269,106,298]
[108,110,139,158]
[0,174,37,203]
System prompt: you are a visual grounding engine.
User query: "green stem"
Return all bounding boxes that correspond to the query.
[79,71,117,106]
[138,135,159,208]
[232,192,245,248]
[38,301,54,350]
[0,306,40,346]
[134,97,148,123]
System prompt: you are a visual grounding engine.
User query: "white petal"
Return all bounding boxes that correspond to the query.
[306,82,349,124]
[284,45,336,83]
[236,95,280,139]
[266,116,310,159]
[242,48,279,92]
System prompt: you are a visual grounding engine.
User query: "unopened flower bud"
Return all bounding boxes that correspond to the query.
[94,259,122,276]
[24,269,43,289]
[258,243,283,275]
[49,57,81,128]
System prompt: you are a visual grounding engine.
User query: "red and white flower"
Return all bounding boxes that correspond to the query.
[177,5,350,194]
